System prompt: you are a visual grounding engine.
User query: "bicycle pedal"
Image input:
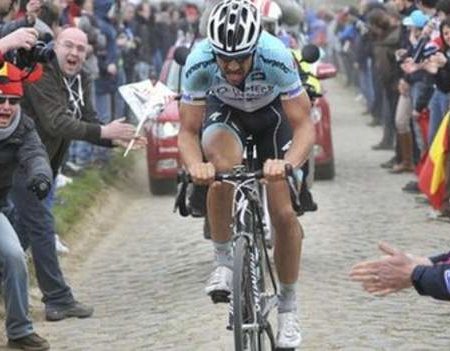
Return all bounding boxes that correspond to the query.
[210,290,230,304]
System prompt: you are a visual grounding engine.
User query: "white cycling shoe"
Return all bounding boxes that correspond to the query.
[276,311,302,349]
[205,266,233,303]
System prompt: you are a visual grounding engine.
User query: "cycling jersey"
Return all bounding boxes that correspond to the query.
[181,31,303,113]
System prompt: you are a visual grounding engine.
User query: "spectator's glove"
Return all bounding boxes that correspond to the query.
[27,174,51,200]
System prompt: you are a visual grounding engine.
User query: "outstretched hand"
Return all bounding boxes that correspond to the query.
[101,118,136,140]
[349,241,430,296]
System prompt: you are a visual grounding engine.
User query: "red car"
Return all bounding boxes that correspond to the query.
[312,63,337,180]
[145,46,336,195]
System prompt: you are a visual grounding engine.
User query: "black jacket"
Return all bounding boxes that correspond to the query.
[21,58,113,175]
[0,114,52,208]
[412,252,450,301]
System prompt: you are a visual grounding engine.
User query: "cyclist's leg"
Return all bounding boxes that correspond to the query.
[255,100,303,347]
[202,98,246,299]
[202,99,246,243]
[253,100,303,287]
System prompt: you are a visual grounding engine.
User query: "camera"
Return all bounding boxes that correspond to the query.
[14,40,55,70]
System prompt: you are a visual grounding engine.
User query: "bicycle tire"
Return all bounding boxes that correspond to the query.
[233,236,256,351]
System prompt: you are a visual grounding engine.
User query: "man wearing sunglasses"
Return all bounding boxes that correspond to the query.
[178,0,314,348]
[0,61,51,350]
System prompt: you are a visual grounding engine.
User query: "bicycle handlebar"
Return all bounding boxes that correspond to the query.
[174,164,302,216]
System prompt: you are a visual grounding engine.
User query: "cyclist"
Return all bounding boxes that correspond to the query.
[177,0,314,348]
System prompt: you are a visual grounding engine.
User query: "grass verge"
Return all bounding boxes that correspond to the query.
[53,151,135,237]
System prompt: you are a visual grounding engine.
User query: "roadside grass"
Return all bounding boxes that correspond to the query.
[53,151,135,237]
[0,151,136,322]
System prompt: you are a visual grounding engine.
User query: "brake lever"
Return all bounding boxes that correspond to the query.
[173,170,191,217]
[284,164,302,213]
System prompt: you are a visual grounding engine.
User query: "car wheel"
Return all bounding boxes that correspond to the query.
[314,159,335,180]
[149,177,177,195]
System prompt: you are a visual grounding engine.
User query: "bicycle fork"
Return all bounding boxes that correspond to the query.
[227,238,262,332]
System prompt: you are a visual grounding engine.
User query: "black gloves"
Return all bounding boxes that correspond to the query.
[27,174,51,200]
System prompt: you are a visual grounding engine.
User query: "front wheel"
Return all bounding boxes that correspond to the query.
[233,237,274,351]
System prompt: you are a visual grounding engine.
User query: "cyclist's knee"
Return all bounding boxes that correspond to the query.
[271,205,298,229]
[204,151,241,172]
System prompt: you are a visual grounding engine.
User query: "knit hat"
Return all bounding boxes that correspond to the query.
[0,62,43,97]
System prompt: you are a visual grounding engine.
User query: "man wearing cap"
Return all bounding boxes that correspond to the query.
[10,27,145,322]
[0,60,51,350]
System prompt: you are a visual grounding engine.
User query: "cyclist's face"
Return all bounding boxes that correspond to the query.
[216,54,253,86]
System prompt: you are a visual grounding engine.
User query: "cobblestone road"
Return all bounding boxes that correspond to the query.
[30,79,450,350]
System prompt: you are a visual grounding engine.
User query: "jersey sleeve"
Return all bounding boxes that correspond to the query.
[181,41,215,105]
[260,40,304,100]
[277,51,304,100]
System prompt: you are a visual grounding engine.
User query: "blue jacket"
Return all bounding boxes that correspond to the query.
[94,0,118,95]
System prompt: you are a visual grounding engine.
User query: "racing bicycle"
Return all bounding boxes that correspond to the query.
[175,138,301,351]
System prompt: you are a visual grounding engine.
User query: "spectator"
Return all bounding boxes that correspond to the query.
[119,2,138,84]
[10,27,144,322]
[0,34,51,351]
[93,0,118,164]
[68,0,107,168]
[133,2,158,81]
[367,7,402,150]
[350,241,450,301]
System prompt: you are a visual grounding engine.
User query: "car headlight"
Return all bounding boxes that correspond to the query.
[310,105,322,124]
[153,122,180,139]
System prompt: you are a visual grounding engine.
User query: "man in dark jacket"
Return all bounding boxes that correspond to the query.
[0,61,51,350]
[350,241,450,301]
[10,27,143,322]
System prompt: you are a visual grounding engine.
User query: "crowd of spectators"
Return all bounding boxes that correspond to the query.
[46,0,201,169]
[317,0,450,220]
[0,0,201,349]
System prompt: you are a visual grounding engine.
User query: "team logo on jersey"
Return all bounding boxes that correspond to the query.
[250,72,266,81]
[215,84,274,98]
[259,54,291,74]
[185,58,216,79]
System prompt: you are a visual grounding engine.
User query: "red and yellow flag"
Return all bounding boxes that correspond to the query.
[418,112,450,209]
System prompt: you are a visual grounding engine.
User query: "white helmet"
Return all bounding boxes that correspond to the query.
[207,0,262,57]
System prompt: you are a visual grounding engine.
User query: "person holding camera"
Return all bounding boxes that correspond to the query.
[10,26,145,323]
[0,59,51,350]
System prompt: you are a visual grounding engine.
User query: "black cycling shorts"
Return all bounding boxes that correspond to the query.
[202,95,293,167]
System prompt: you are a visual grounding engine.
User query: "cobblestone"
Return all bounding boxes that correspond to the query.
[22,79,450,350]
